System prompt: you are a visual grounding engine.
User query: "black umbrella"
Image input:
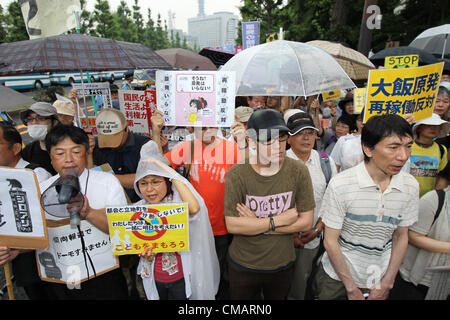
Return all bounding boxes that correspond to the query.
[199,48,235,68]
[0,33,172,76]
[369,46,441,67]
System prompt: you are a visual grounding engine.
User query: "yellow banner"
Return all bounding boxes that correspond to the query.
[266,32,279,43]
[322,90,341,101]
[353,88,367,114]
[363,62,444,123]
[384,54,419,69]
[106,203,189,255]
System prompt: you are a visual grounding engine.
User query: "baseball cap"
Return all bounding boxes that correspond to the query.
[53,100,75,117]
[247,109,290,142]
[235,106,254,122]
[20,102,58,124]
[287,112,319,136]
[283,109,304,124]
[96,108,127,148]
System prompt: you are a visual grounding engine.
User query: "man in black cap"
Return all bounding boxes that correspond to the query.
[223,108,315,300]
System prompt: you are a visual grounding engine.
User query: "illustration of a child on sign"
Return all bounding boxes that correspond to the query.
[187,97,207,124]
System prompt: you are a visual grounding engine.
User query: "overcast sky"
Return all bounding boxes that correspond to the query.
[0,0,242,32]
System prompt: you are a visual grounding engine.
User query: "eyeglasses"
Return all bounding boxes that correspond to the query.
[259,133,289,145]
[139,179,165,188]
[25,115,51,124]
[296,130,316,137]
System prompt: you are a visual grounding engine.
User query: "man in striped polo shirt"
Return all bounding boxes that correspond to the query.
[314,114,419,300]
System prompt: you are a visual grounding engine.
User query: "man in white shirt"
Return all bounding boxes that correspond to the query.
[38,125,129,299]
[284,112,338,299]
[314,114,419,300]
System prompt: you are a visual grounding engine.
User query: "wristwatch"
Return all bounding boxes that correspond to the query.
[314,227,322,238]
[264,217,276,235]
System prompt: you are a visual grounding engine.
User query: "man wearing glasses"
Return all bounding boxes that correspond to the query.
[224,109,315,300]
[20,102,60,175]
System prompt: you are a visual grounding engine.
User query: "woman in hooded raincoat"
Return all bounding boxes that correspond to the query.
[134,141,220,300]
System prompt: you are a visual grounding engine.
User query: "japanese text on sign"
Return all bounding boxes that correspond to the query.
[106,203,189,255]
[363,62,444,123]
[118,89,156,135]
[177,75,214,92]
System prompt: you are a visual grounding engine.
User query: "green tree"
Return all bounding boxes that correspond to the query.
[92,0,117,38]
[0,5,8,43]
[78,0,95,35]
[113,0,138,42]
[132,0,145,36]
[3,1,28,42]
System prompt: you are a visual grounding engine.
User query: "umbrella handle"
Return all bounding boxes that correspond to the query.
[442,34,448,59]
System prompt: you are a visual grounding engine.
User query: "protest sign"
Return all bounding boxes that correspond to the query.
[353,87,367,114]
[118,89,156,135]
[106,203,189,255]
[384,54,419,69]
[72,82,112,132]
[363,62,444,123]
[242,21,260,49]
[322,90,342,102]
[0,167,48,250]
[36,219,119,284]
[156,70,236,127]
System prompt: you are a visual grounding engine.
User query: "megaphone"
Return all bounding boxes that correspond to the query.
[40,169,84,229]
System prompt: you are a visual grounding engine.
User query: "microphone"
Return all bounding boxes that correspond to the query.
[56,169,81,229]
[41,169,85,229]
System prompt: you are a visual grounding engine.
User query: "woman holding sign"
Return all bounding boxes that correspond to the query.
[134,141,220,300]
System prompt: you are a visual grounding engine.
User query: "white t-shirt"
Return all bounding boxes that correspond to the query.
[286,149,338,249]
[330,133,363,171]
[15,157,52,183]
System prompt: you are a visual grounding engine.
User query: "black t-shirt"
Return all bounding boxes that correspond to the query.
[22,140,56,175]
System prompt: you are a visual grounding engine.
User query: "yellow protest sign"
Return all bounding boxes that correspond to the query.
[353,88,367,114]
[363,62,444,123]
[106,203,189,255]
[322,90,341,101]
[384,54,419,69]
[266,32,279,42]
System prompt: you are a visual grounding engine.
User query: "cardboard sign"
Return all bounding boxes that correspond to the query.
[0,167,48,250]
[322,90,342,102]
[118,89,156,135]
[384,54,419,69]
[363,62,444,123]
[36,219,120,284]
[106,203,189,255]
[72,82,112,133]
[156,70,236,127]
[353,88,367,114]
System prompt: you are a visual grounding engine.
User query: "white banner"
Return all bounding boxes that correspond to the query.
[20,0,81,39]
[36,220,119,284]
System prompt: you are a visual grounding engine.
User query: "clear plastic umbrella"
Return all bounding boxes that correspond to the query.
[409,24,450,59]
[220,40,356,97]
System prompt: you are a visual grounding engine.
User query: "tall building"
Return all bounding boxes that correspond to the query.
[188,11,239,49]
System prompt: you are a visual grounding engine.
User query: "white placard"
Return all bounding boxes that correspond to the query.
[156,70,236,127]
